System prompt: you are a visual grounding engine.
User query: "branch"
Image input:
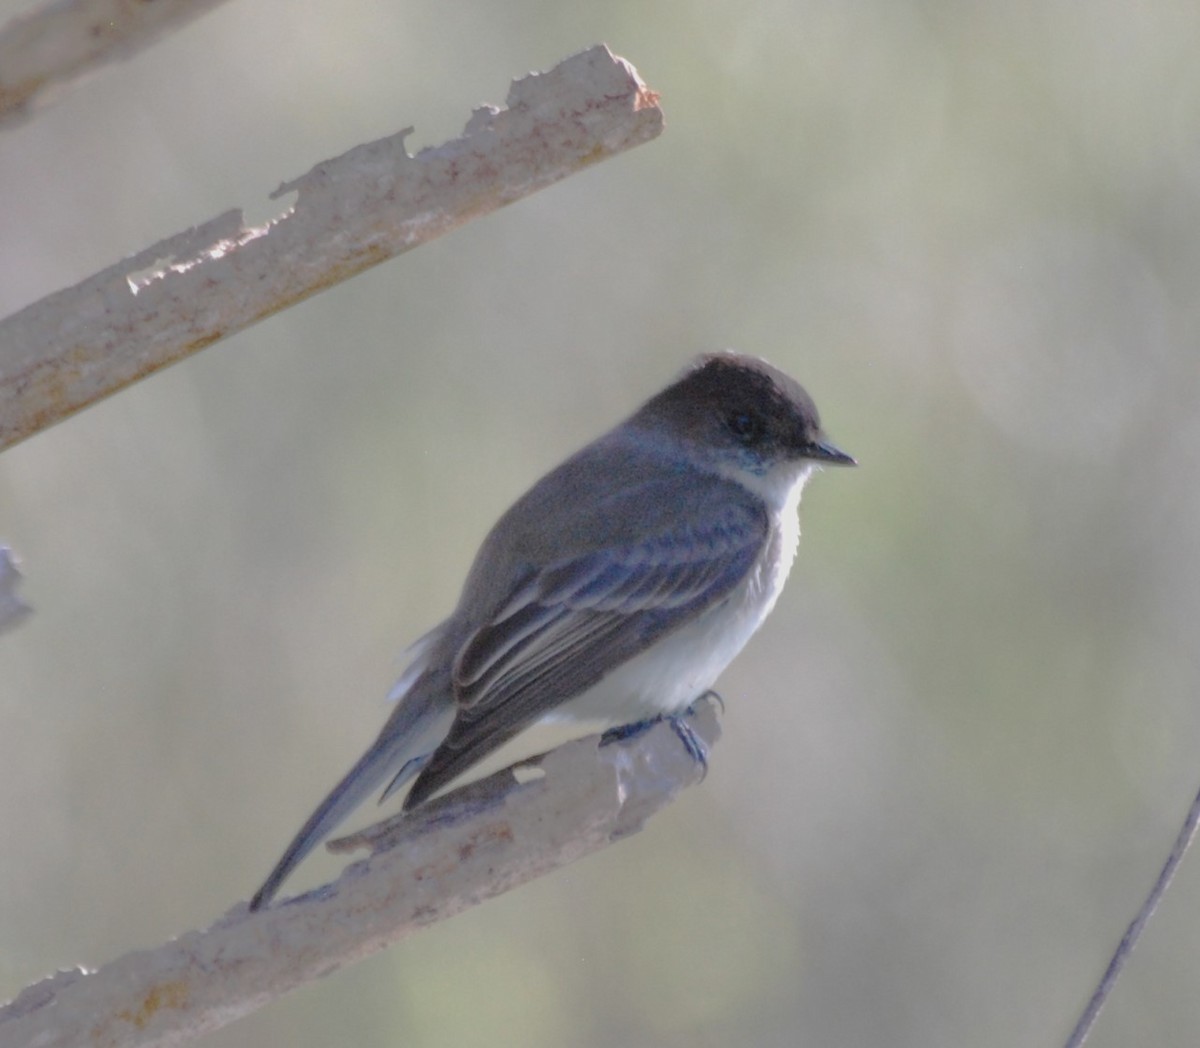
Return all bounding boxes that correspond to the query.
[0,546,31,633]
[0,700,719,1048]
[0,0,233,129]
[0,44,663,452]
[1062,778,1200,1047]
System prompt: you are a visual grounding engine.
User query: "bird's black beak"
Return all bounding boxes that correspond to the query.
[805,438,856,466]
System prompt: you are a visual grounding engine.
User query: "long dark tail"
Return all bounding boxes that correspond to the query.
[249,681,452,910]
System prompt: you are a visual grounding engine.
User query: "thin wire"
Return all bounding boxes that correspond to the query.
[1063,779,1200,1048]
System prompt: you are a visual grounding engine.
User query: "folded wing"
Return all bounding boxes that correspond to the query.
[403,490,767,809]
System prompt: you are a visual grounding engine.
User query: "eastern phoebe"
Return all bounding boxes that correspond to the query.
[249,351,853,910]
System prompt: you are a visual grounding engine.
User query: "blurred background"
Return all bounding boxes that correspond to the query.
[3,1,1200,1045]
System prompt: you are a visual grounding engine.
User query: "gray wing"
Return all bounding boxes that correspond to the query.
[402,491,767,809]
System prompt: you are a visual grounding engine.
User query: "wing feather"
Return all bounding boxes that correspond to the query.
[402,487,768,809]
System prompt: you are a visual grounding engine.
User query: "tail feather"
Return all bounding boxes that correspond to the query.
[249,679,452,910]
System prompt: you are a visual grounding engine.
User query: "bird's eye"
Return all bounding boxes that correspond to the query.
[726,410,765,444]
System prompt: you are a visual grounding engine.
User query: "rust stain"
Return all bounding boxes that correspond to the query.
[635,87,662,110]
[0,79,43,125]
[413,823,514,881]
[114,978,189,1030]
[459,823,513,863]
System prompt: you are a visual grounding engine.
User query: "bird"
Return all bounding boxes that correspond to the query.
[249,351,854,910]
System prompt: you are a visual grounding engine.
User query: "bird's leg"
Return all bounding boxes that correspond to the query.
[600,693,720,780]
[600,719,657,745]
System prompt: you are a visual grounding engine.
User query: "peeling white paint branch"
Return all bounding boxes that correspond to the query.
[0,45,664,452]
[0,701,720,1048]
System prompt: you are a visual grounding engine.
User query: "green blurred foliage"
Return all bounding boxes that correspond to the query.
[2,1,1200,1045]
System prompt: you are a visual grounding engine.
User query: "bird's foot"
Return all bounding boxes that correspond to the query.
[600,699,716,779]
[666,713,709,778]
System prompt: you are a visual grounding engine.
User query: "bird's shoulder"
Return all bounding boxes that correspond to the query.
[453,430,769,620]
[507,430,766,556]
